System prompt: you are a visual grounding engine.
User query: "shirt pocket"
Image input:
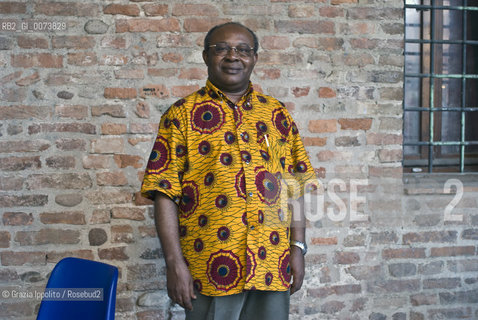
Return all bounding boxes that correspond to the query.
[258,131,289,174]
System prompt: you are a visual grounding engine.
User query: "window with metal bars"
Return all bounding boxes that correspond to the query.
[404,0,478,173]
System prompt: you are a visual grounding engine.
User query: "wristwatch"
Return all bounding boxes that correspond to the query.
[290,240,308,256]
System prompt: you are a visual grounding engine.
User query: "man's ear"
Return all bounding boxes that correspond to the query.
[202,50,209,66]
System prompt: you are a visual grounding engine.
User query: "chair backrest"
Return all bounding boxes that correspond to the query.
[36,257,118,320]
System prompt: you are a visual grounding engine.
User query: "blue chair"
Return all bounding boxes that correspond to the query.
[36,257,118,320]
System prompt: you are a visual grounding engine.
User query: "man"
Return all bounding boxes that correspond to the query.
[141,22,316,320]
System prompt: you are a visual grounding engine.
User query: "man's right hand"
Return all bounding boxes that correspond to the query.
[166,260,197,310]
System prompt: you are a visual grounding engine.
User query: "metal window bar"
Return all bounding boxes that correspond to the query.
[404,0,478,172]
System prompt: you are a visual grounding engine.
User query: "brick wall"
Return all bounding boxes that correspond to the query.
[1,1,477,319]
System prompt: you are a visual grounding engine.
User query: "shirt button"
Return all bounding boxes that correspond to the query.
[250,226,255,230]
[248,192,253,197]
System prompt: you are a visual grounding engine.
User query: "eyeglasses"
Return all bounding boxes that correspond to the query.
[209,43,255,58]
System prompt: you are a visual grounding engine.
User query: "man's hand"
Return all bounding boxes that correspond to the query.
[289,246,305,295]
[166,260,197,310]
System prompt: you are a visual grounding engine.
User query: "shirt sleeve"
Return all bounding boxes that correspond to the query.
[283,108,318,199]
[140,105,187,204]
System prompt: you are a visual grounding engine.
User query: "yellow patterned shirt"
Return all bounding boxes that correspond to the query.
[141,80,316,296]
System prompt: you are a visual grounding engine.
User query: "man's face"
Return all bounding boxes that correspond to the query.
[203,24,258,94]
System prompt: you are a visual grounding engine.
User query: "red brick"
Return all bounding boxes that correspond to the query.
[111,207,145,221]
[98,54,128,66]
[140,84,169,99]
[334,251,360,264]
[346,265,382,280]
[143,4,168,16]
[367,133,403,145]
[411,293,438,306]
[319,87,337,98]
[162,53,183,63]
[403,231,457,244]
[254,68,281,80]
[55,138,86,151]
[135,101,150,118]
[90,209,111,224]
[134,192,154,206]
[17,35,49,49]
[40,211,86,225]
[104,4,140,16]
[0,156,41,171]
[15,72,40,86]
[1,251,45,266]
[350,38,379,49]
[45,156,75,169]
[275,20,335,34]
[15,229,80,246]
[2,212,33,226]
[309,119,337,133]
[91,137,125,154]
[34,2,100,16]
[0,231,11,248]
[369,166,402,178]
[331,0,358,4]
[308,284,361,298]
[0,194,48,208]
[382,248,426,260]
[171,85,200,97]
[303,137,327,147]
[100,36,127,49]
[26,173,92,190]
[138,225,157,238]
[423,277,461,289]
[130,123,157,134]
[115,69,144,79]
[262,36,290,49]
[55,105,88,119]
[178,68,208,80]
[147,68,178,78]
[367,279,419,294]
[378,149,402,162]
[91,104,126,118]
[319,7,345,17]
[114,154,144,169]
[292,87,310,97]
[98,246,129,261]
[46,250,94,263]
[0,176,24,191]
[82,155,110,169]
[0,2,26,13]
[104,87,137,99]
[97,171,128,186]
[52,36,95,49]
[311,237,338,245]
[430,246,475,257]
[67,52,97,66]
[28,123,96,135]
[172,4,219,16]
[258,52,303,66]
[101,123,127,135]
[183,18,231,32]
[111,225,134,243]
[11,53,63,68]
[116,18,180,33]
[338,118,372,130]
[288,4,315,18]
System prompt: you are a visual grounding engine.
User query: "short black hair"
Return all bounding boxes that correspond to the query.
[203,22,259,54]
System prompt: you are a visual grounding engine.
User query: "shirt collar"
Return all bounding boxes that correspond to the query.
[205,80,255,104]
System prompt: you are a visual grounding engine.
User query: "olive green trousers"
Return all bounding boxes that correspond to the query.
[185,290,290,320]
